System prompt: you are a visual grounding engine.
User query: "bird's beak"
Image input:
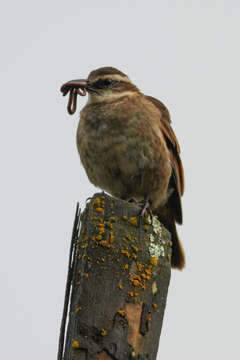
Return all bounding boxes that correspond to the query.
[60,79,88,97]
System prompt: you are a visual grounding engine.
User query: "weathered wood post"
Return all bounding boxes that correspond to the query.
[58,192,172,360]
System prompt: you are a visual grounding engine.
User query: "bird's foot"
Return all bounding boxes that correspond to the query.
[139,198,153,220]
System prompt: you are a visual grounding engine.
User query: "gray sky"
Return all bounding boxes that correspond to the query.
[1,1,239,359]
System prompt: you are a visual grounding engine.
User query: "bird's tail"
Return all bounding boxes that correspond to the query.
[156,208,185,270]
[167,220,185,270]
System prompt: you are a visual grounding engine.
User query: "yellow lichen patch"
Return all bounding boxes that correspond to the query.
[162,231,167,237]
[78,269,81,274]
[152,303,157,309]
[100,329,107,336]
[109,232,114,242]
[137,262,144,271]
[133,274,141,281]
[131,279,142,287]
[168,253,171,261]
[145,269,152,275]
[129,217,138,226]
[169,240,173,247]
[92,235,96,242]
[150,257,158,266]
[95,207,103,213]
[144,225,150,231]
[129,291,134,297]
[117,309,126,316]
[141,273,150,280]
[98,227,105,234]
[119,284,124,290]
[83,273,88,278]
[126,234,132,241]
[124,264,129,270]
[94,197,101,204]
[132,245,138,252]
[72,341,80,349]
[110,216,116,222]
[122,216,128,221]
[96,234,102,241]
[121,250,130,258]
[101,257,105,262]
[132,253,137,259]
[82,236,88,242]
[81,243,88,248]
[99,240,107,246]
[75,306,82,313]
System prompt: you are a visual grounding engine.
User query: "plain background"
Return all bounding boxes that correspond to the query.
[0,1,239,359]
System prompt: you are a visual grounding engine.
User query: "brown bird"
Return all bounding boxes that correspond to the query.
[61,67,185,269]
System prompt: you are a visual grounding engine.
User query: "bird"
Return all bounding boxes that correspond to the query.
[60,67,185,269]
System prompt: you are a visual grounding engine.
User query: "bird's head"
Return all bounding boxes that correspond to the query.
[86,67,139,103]
[61,67,139,113]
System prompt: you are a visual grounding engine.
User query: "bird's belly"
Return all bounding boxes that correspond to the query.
[78,130,171,204]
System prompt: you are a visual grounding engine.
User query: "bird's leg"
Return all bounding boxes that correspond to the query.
[140,196,153,219]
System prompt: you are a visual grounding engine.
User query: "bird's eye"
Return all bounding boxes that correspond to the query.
[104,78,112,86]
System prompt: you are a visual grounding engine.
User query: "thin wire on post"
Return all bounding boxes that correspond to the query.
[57,203,81,360]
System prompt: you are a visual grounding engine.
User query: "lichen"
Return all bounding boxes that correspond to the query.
[72,340,80,348]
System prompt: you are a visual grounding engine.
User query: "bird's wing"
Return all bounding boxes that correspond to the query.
[146,95,184,224]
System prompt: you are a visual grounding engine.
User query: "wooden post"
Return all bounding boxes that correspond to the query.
[58,192,172,360]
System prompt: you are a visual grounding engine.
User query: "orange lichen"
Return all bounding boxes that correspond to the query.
[145,269,152,275]
[168,253,171,260]
[141,273,150,280]
[81,243,88,248]
[82,236,88,242]
[100,329,107,336]
[150,257,158,266]
[153,303,157,309]
[98,227,105,234]
[131,279,141,287]
[129,217,138,226]
[137,262,144,271]
[78,269,81,274]
[95,207,103,212]
[110,216,116,222]
[99,240,107,246]
[72,340,80,348]
[132,245,138,252]
[126,234,132,240]
[121,250,130,258]
[96,235,103,241]
[117,309,126,316]
[119,284,124,290]
[124,264,129,270]
[109,232,114,242]
[75,306,82,313]
[122,216,128,221]
[129,291,134,297]
[144,225,150,231]
[132,254,137,259]
[133,274,141,281]
[83,273,88,278]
